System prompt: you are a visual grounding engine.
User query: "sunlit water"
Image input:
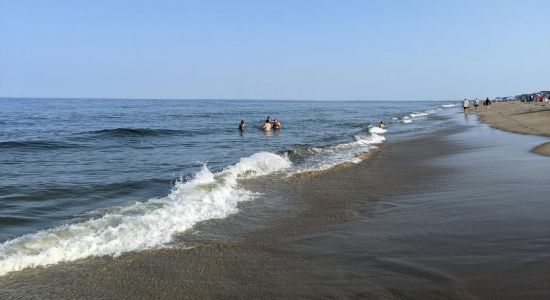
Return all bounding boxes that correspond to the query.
[0,98,454,275]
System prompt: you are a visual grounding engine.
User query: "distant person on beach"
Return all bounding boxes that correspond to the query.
[239,120,246,131]
[463,99,470,113]
[273,119,281,129]
[380,121,385,129]
[474,99,479,110]
[262,120,272,131]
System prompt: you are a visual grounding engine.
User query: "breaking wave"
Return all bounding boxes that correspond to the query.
[285,126,387,173]
[0,152,291,276]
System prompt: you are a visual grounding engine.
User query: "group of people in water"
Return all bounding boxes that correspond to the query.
[463,98,491,113]
[239,116,282,132]
[239,117,385,132]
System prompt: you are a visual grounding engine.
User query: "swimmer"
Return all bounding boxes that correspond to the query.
[273,119,281,129]
[262,119,272,131]
[379,121,385,129]
[239,120,246,131]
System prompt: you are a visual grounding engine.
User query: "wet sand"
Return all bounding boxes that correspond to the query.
[2,114,550,299]
[0,134,461,299]
[473,102,550,156]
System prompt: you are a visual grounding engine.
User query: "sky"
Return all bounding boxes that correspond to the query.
[0,0,549,100]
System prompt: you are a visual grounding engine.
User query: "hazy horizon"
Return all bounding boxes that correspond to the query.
[0,97,494,102]
[0,97,450,101]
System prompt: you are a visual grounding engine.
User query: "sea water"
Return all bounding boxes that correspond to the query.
[0,98,455,275]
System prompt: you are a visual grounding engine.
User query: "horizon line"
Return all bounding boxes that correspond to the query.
[0,96,450,102]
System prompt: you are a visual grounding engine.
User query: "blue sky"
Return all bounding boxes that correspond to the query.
[1,0,548,100]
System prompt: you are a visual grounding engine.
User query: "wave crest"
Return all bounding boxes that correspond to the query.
[0,152,291,276]
[0,140,79,150]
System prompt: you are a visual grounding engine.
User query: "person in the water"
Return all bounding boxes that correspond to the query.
[262,119,272,131]
[379,121,385,129]
[463,99,470,113]
[239,120,246,131]
[273,119,281,129]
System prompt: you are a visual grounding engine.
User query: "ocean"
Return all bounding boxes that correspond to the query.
[0,99,454,276]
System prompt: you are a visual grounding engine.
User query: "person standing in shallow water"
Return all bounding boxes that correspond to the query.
[239,120,246,131]
[463,99,470,113]
[379,121,385,129]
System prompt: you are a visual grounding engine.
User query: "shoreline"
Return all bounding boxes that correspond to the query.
[284,147,381,183]
[472,102,550,156]
[0,125,467,298]
[2,113,550,299]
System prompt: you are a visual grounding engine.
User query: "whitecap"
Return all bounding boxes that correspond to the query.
[0,152,291,276]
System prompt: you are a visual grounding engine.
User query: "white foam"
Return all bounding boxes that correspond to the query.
[402,107,440,123]
[368,126,387,134]
[441,104,456,107]
[364,133,386,144]
[289,129,386,174]
[409,112,430,118]
[410,108,439,119]
[0,152,291,276]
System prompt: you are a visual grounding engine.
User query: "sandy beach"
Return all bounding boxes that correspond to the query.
[2,1,549,298]
[473,102,550,156]
[1,126,465,299]
[2,112,550,299]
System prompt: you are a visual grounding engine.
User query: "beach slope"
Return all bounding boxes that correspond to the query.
[475,102,550,156]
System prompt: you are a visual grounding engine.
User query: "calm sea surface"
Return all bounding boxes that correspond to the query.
[0,99,452,275]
